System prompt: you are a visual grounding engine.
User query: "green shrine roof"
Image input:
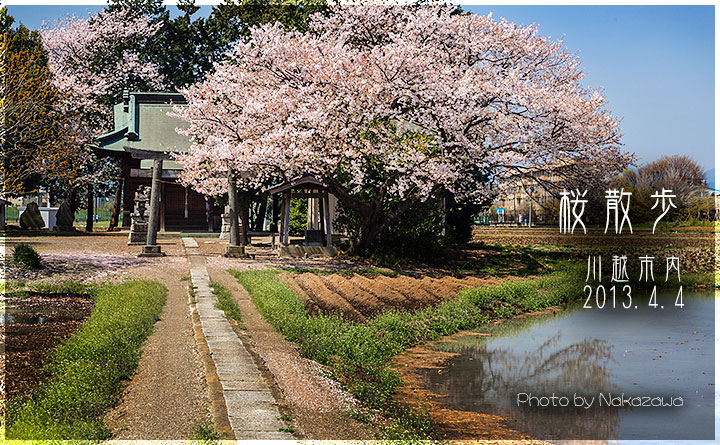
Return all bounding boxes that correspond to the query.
[95,91,190,170]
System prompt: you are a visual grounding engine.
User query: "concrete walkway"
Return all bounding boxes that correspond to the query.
[182,237,293,440]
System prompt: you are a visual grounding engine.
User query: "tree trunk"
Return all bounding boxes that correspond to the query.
[254,198,267,232]
[68,187,79,215]
[349,202,392,256]
[107,175,123,231]
[85,183,94,233]
[239,192,250,245]
[334,187,422,256]
[352,223,379,256]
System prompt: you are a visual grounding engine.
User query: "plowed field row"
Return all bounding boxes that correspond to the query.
[280,272,493,322]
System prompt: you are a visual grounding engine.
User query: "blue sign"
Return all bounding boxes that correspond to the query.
[497,208,505,215]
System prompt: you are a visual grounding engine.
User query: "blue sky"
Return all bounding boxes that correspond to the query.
[6,4,715,172]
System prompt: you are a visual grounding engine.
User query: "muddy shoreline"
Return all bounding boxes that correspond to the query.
[391,306,565,442]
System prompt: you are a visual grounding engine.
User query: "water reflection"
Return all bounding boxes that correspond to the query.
[1,312,48,324]
[421,290,715,440]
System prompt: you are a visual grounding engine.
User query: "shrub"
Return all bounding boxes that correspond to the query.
[289,197,308,236]
[12,243,41,269]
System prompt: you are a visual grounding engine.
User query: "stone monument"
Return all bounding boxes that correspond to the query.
[219,206,245,241]
[128,186,150,245]
[19,202,45,230]
[219,205,231,240]
[53,202,75,232]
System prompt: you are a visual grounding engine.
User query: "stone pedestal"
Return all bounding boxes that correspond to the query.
[139,244,166,257]
[128,186,150,245]
[224,245,248,258]
[219,208,245,241]
[128,222,148,244]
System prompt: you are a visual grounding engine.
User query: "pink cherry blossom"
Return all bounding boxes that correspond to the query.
[173,5,632,239]
[41,8,165,144]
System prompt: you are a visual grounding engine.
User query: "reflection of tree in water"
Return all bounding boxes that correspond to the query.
[423,329,621,440]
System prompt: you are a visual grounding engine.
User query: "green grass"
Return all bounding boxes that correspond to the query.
[230,266,584,438]
[6,280,167,440]
[211,282,246,329]
[27,280,99,296]
[285,267,398,277]
[191,419,225,443]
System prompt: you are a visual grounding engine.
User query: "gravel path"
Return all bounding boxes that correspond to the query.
[208,266,375,440]
[103,259,212,439]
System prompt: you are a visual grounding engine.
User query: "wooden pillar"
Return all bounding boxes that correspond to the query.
[323,191,332,247]
[159,182,165,233]
[283,191,291,246]
[121,155,132,227]
[271,194,280,232]
[278,194,286,245]
[318,194,325,237]
[0,203,6,232]
[108,157,124,231]
[140,159,164,256]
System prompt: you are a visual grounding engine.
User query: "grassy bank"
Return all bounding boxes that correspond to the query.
[211,281,245,329]
[6,280,167,440]
[230,267,584,438]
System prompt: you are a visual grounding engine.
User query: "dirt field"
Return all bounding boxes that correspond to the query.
[471,226,716,249]
[3,295,94,400]
[280,272,496,321]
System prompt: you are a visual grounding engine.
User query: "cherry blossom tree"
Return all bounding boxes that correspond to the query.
[174,5,632,253]
[40,8,164,228]
[41,7,164,142]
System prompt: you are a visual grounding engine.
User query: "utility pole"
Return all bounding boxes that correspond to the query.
[528,183,535,228]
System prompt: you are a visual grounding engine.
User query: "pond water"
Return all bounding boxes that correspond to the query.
[420,289,715,441]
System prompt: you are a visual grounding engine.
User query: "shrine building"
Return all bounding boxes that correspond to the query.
[94,91,221,231]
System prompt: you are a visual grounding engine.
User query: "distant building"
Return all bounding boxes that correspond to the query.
[489,164,574,225]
